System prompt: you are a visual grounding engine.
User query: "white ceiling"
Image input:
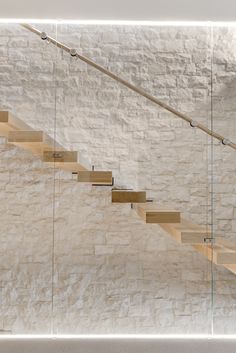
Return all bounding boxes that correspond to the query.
[1,0,236,21]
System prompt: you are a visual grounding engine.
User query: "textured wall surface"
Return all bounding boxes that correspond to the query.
[0,24,235,335]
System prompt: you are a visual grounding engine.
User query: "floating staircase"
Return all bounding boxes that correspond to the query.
[1,109,236,276]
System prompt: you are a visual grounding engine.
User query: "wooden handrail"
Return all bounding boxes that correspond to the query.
[21,23,236,151]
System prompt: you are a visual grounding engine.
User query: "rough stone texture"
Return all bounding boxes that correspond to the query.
[0,24,235,334]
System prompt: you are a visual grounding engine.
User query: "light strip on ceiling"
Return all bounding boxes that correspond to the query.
[0,19,236,26]
[0,334,236,339]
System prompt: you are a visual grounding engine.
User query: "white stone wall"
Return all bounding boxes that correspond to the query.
[0,24,235,334]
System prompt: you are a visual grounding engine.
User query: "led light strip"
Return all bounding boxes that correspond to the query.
[0,334,236,339]
[1,19,236,26]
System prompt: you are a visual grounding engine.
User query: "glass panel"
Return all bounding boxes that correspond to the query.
[53,24,213,334]
[4,21,234,336]
[212,26,236,334]
[0,23,57,334]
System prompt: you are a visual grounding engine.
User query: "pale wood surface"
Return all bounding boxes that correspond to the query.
[194,237,236,265]
[43,151,88,172]
[159,219,211,244]
[135,203,181,223]
[8,130,65,155]
[223,264,236,275]
[78,171,112,185]
[43,151,78,163]
[3,114,89,171]
[112,190,146,203]
[0,111,32,137]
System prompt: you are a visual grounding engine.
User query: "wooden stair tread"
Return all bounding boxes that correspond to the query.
[135,203,181,223]
[159,218,211,244]
[194,237,236,265]
[112,190,146,203]
[8,130,65,155]
[223,265,236,275]
[77,171,112,185]
[5,118,89,172]
[43,151,88,172]
[217,237,236,251]
[0,111,32,136]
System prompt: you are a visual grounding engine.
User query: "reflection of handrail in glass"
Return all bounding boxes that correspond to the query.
[21,23,236,151]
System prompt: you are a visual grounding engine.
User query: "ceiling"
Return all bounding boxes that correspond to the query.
[1,0,236,21]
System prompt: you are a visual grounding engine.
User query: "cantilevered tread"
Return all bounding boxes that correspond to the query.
[112,190,146,203]
[43,151,88,172]
[135,203,181,223]
[8,130,65,155]
[0,111,32,136]
[78,171,113,185]
[194,237,236,265]
[1,110,89,171]
[159,219,211,244]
